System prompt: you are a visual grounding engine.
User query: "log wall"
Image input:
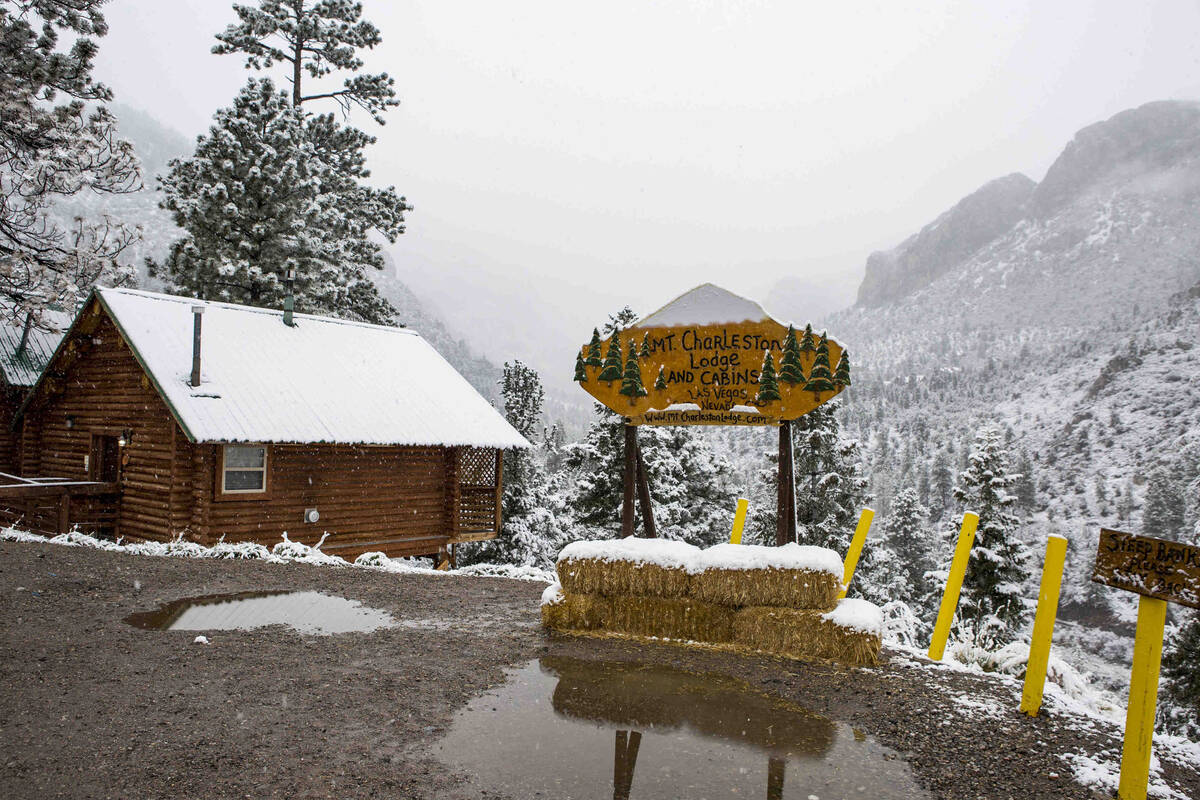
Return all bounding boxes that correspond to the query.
[23,313,177,541]
[205,443,459,559]
[0,389,21,475]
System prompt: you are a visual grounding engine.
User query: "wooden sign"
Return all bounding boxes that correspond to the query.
[1092,528,1200,610]
[574,284,850,425]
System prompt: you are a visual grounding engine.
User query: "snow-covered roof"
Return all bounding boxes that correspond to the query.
[634,283,782,328]
[87,287,530,448]
[0,306,72,388]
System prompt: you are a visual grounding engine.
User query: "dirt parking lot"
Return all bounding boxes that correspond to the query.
[1,540,1195,800]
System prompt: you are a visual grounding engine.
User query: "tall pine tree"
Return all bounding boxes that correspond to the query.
[952,426,1031,647]
[152,0,411,323]
[792,399,869,553]
[466,361,563,568]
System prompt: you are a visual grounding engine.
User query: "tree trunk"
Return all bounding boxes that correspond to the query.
[621,424,636,538]
[776,420,794,546]
[634,441,656,538]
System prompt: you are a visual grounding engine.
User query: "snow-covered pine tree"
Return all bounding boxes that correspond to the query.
[778,325,805,386]
[213,0,398,121]
[1142,466,1186,540]
[153,0,410,324]
[756,352,781,405]
[792,399,869,554]
[573,352,587,383]
[562,416,736,546]
[952,426,1031,647]
[639,333,650,359]
[0,0,141,324]
[1157,610,1200,739]
[465,360,562,568]
[863,487,930,605]
[598,330,623,384]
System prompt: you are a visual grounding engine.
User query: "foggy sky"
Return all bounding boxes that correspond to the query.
[92,0,1200,379]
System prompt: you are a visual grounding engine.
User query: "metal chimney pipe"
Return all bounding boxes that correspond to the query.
[190,305,204,387]
[283,267,296,327]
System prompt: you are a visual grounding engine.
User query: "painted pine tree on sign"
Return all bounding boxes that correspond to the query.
[599,331,624,384]
[779,324,806,386]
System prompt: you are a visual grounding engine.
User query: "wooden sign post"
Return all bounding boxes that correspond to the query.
[1091,528,1200,800]
[573,284,851,544]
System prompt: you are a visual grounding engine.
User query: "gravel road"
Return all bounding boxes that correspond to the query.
[1,540,1195,800]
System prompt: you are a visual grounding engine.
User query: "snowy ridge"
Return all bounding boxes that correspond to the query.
[90,287,531,448]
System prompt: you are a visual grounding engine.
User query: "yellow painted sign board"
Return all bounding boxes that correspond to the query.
[575,284,850,425]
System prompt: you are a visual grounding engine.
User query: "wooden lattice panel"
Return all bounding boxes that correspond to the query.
[460,447,498,487]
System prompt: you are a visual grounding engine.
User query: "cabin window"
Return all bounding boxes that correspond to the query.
[222,445,267,493]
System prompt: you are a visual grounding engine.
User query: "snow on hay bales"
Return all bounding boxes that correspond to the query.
[732,599,884,666]
[556,539,698,598]
[688,543,843,611]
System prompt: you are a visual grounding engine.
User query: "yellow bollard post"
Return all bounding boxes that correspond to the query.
[927,511,979,661]
[1118,595,1168,800]
[838,508,875,599]
[1020,534,1068,716]
[729,497,749,544]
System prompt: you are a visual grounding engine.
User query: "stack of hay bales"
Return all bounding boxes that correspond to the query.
[542,539,883,666]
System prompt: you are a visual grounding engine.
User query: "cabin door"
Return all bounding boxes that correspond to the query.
[88,434,121,538]
[90,435,120,483]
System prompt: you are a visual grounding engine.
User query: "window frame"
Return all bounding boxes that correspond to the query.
[219,444,269,496]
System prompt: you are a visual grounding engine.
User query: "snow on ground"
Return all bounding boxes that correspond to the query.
[0,527,556,583]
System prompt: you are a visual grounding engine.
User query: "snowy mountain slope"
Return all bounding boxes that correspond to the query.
[808,100,1200,619]
[856,172,1036,307]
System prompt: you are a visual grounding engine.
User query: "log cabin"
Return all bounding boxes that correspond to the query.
[7,287,529,560]
[0,309,69,475]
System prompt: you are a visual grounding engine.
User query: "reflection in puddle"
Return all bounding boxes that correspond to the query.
[124,590,396,635]
[437,657,929,799]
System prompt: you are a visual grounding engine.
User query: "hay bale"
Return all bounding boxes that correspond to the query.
[541,592,611,632]
[556,538,698,598]
[689,542,843,610]
[603,595,735,643]
[732,599,883,666]
[540,591,734,644]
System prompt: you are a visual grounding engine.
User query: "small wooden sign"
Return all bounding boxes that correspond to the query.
[1092,528,1200,610]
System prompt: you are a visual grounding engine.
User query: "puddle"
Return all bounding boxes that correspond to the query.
[124,590,396,635]
[436,657,930,799]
